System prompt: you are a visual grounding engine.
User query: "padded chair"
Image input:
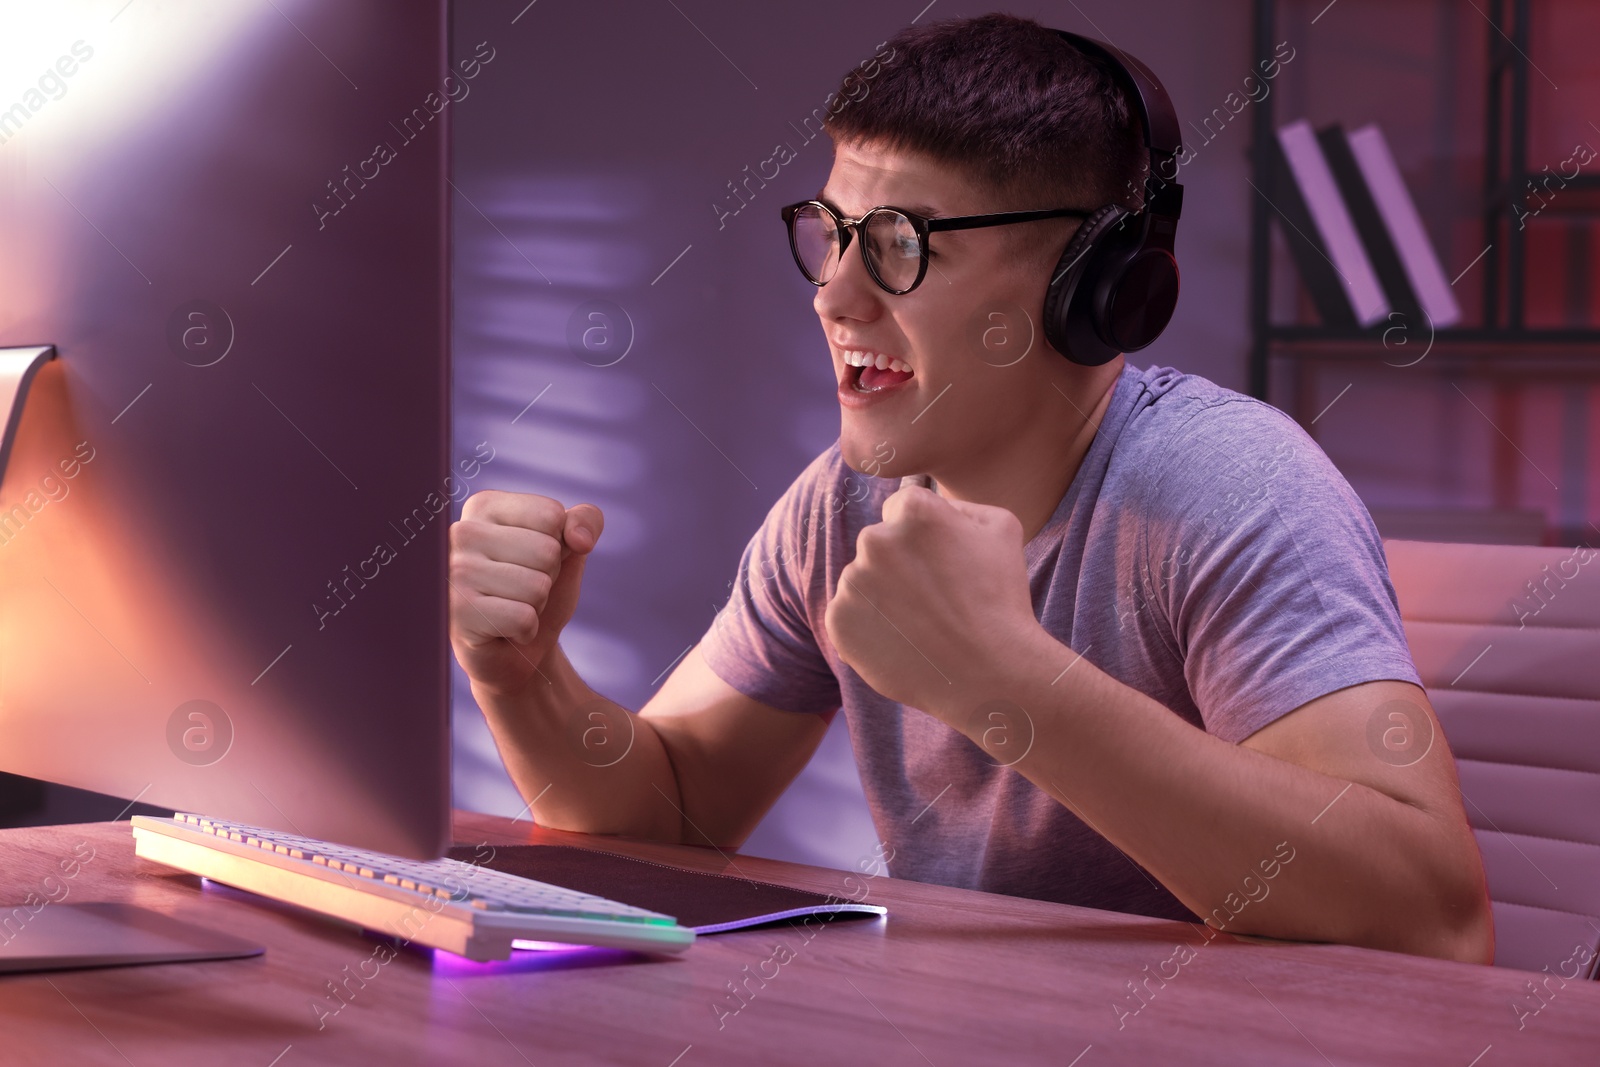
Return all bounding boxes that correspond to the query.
[1384,538,1600,976]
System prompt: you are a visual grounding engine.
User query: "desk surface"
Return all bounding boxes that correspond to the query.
[0,812,1595,1065]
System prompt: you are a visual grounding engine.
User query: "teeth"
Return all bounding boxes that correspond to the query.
[841,350,912,374]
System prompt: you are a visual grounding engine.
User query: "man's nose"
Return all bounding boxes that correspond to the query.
[814,230,883,318]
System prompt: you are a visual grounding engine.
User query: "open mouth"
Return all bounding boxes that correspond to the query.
[841,350,914,393]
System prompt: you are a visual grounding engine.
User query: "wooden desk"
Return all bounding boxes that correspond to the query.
[1,812,1596,1065]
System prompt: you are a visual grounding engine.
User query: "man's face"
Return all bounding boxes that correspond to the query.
[814,138,1080,480]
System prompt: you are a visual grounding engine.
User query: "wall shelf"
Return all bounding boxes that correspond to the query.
[1248,0,1600,404]
[1246,0,1597,546]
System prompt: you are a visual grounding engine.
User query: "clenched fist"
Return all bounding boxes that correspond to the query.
[824,483,1045,718]
[448,490,604,699]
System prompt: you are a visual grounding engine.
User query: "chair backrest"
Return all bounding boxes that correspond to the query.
[1384,538,1600,977]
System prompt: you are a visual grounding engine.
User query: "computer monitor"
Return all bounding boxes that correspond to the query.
[0,0,453,858]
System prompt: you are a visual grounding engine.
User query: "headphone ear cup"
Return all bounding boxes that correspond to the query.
[1042,204,1128,366]
[1100,247,1179,352]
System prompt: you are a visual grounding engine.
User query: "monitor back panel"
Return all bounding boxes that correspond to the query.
[0,0,451,858]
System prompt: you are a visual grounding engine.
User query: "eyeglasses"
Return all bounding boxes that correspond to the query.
[780,198,1091,295]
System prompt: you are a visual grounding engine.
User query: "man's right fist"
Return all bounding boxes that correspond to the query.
[448,490,604,699]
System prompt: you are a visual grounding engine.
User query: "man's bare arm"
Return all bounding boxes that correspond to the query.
[471,641,830,845]
[451,489,828,845]
[974,658,1493,963]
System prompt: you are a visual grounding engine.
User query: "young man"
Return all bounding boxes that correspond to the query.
[448,14,1493,963]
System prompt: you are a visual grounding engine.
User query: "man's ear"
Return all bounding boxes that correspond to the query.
[1018,216,1087,291]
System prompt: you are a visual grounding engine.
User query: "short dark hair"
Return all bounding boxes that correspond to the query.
[823,13,1147,219]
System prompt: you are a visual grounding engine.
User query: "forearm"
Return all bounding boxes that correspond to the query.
[471,643,684,842]
[962,629,1489,960]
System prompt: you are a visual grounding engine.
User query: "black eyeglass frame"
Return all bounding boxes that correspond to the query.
[780,198,1092,295]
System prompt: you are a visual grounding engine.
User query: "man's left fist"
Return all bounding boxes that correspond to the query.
[823,483,1043,717]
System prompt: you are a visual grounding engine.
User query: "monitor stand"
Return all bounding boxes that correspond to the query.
[0,902,263,974]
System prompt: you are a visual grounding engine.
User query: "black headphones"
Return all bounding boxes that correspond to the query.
[1042,31,1184,366]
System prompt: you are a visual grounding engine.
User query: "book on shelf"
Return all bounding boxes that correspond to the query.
[1268,118,1390,329]
[1317,122,1463,330]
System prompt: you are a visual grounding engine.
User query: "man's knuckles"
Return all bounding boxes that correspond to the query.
[502,600,539,643]
[448,549,556,609]
[460,488,522,523]
[856,505,926,558]
[462,488,567,534]
[879,483,942,526]
[853,523,886,561]
[451,519,565,575]
[986,506,1024,543]
[524,567,555,606]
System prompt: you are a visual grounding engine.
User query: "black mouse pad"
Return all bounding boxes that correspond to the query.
[446,844,885,933]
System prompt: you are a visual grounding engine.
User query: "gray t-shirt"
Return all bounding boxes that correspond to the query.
[699,361,1422,920]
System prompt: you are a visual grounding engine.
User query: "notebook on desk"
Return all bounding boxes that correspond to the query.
[445,844,887,934]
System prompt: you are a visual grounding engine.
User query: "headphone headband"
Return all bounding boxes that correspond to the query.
[1053,31,1183,217]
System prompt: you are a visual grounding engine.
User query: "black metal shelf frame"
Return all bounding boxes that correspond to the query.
[1246,0,1600,402]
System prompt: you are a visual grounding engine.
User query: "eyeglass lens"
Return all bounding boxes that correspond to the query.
[791,203,924,291]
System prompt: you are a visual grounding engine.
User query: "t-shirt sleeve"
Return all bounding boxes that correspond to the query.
[697,446,842,715]
[1140,398,1423,743]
